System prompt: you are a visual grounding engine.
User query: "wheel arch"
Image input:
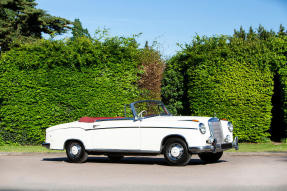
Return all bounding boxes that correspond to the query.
[160,134,188,153]
[64,139,86,150]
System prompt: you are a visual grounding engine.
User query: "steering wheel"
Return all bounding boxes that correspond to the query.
[138,110,147,118]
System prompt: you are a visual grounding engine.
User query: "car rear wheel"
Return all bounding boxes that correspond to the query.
[66,141,88,163]
[198,152,223,163]
[108,155,124,162]
[164,138,191,166]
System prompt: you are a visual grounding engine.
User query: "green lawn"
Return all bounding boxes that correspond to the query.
[0,145,64,153]
[0,143,286,153]
[227,143,287,152]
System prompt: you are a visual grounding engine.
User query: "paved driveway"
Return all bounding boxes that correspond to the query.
[0,152,286,191]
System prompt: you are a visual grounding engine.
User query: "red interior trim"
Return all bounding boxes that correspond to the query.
[79,116,124,123]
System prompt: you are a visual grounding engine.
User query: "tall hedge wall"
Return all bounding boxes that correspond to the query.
[268,36,287,141]
[162,36,286,142]
[0,37,145,144]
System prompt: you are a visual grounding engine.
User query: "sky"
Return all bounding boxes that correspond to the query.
[37,0,287,57]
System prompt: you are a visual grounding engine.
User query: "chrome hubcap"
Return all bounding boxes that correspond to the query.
[168,144,184,160]
[70,145,81,156]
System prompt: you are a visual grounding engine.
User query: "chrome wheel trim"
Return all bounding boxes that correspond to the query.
[168,143,184,160]
[70,144,81,156]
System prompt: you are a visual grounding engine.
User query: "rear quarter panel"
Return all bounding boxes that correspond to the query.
[47,128,90,150]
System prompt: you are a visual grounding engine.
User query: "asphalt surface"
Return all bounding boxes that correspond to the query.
[0,152,287,191]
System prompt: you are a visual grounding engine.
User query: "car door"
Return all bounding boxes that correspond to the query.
[90,119,141,150]
[139,118,165,152]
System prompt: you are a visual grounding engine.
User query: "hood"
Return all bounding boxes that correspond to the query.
[143,115,213,124]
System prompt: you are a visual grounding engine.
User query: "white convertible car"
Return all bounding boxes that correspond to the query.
[43,100,238,166]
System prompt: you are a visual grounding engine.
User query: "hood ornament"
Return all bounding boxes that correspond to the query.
[214,112,216,118]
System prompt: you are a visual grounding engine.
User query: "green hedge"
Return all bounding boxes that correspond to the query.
[162,36,283,142]
[0,37,143,144]
[279,66,287,140]
[268,36,287,141]
[161,54,186,115]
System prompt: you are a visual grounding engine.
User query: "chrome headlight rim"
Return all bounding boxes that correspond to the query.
[227,121,233,132]
[199,123,206,134]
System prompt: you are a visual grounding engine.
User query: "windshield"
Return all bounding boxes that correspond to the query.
[132,100,170,118]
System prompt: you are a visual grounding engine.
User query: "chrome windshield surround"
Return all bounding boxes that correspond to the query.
[130,100,172,120]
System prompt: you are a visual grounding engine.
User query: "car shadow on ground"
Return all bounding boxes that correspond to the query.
[42,156,227,166]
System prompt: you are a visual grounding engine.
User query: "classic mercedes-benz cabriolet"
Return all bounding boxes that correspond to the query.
[42,100,238,166]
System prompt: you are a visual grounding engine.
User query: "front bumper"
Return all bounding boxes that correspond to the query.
[189,136,239,153]
[42,142,50,149]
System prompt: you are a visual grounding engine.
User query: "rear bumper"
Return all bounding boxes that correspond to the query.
[42,142,50,149]
[189,136,239,153]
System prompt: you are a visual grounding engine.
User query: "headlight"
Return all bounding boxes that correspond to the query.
[227,122,233,132]
[199,123,206,134]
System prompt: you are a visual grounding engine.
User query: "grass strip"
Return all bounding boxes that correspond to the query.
[0,143,286,153]
[0,145,64,153]
[227,143,287,152]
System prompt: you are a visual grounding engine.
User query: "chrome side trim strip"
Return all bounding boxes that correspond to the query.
[88,127,198,131]
[51,126,198,131]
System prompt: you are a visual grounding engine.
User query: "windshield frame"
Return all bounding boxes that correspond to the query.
[129,100,172,120]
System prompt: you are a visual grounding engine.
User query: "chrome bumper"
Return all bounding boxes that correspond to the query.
[42,142,50,149]
[189,136,239,153]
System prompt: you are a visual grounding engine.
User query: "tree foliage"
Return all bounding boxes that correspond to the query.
[71,18,91,40]
[138,42,165,100]
[0,0,71,51]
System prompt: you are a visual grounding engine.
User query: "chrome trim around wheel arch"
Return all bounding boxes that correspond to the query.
[64,139,86,150]
[160,134,189,153]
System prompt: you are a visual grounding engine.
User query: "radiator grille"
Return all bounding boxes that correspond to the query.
[208,118,224,144]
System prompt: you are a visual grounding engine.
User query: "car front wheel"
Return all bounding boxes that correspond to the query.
[198,152,223,163]
[164,138,191,166]
[66,141,88,163]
